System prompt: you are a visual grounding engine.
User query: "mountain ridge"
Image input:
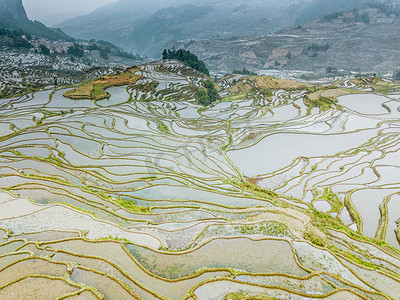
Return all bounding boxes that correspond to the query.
[0,0,70,40]
[58,0,301,56]
[0,0,27,20]
[58,0,381,57]
[168,1,400,73]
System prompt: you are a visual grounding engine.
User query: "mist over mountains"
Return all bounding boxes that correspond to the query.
[0,0,69,40]
[168,0,400,72]
[58,0,375,57]
[0,0,144,66]
[1,0,399,73]
[0,0,26,19]
[293,0,374,24]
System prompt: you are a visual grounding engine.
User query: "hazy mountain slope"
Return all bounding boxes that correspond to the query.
[169,2,400,73]
[0,0,70,40]
[293,0,373,24]
[0,0,145,67]
[58,0,382,57]
[58,0,185,49]
[59,0,306,56]
[0,0,27,19]
[128,5,214,55]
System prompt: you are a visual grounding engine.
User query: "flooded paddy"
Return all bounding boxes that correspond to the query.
[0,61,399,298]
[126,238,307,279]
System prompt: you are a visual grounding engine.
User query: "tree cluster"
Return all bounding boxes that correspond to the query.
[195,80,219,106]
[321,12,343,23]
[100,49,109,60]
[39,44,50,55]
[67,44,84,58]
[87,43,101,51]
[394,70,400,81]
[231,68,257,76]
[359,12,370,24]
[305,43,329,53]
[303,43,329,57]
[326,66,338,73]
[86,41,139,61]
[162,48,210,76]
[0,28,31,48]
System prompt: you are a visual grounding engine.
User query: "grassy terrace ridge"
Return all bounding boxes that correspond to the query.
[224,75,343,112]
[223,74,400,113]
[350,76,400,93]
[228,75,313,93]
[63,66,142,100]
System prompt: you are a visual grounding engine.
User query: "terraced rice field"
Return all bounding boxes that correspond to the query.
[0,60,399,299]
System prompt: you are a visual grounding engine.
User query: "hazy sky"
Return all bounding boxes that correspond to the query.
[23,0,119,26]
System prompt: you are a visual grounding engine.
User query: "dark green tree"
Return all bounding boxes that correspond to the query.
[204,80,218,102]
[231,68,257,76]
[195,80,220,106]
[39,44,50,55]
[326,66,337,73]
[0,28,32,48]
[14,38,31,48]
[196,88,210,106]
[162,48,210,76]
[100,49,109,60]
[68,44,84,58]
[360,12,370,24]
[87,43,101,51]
